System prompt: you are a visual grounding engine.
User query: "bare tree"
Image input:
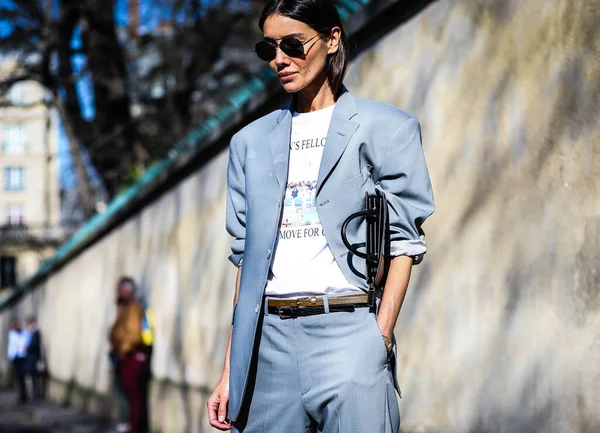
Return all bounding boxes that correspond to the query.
[0,0,262,218]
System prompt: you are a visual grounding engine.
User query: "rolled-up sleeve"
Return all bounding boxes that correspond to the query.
[226,134,246,267]
[376,116,435,264]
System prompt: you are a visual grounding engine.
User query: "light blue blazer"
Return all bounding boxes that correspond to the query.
[225,89,435,421]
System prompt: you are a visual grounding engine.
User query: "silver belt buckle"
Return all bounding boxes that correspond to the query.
[295,296,318,307]
[278,307,294,319]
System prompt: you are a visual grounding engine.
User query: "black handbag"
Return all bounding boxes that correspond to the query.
[341,189,390,306]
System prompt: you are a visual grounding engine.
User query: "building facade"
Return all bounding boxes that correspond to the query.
[0,78,62,290]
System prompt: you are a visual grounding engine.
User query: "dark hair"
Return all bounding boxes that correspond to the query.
[117,276,137,292]
[259,0,349,96]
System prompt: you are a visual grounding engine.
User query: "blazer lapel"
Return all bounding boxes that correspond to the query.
[268,107,292,192]
[316,91,359,195]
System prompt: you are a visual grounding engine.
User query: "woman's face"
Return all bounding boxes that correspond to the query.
[262,14,339,94]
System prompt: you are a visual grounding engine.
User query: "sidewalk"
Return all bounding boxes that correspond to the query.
[0,388,115,433]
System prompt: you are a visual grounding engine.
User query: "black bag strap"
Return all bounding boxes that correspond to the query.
[341,190,390,306]
[341,209,371,260]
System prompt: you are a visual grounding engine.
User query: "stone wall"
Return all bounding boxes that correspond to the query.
[0,151,238,432]
[1,1,600,432]
[346,0,600,431]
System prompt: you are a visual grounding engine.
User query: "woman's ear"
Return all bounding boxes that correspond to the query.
[327,26,341,55]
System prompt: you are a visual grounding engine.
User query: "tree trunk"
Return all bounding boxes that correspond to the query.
[80,0,135,196]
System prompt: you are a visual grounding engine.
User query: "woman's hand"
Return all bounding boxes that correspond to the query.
[207,374,232,430]
[208,266,240,430]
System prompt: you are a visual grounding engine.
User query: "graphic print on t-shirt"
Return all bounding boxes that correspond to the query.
[281,172,321,237]
[266,105,360,297]
[278,110,330,240]
[270,108,329,282]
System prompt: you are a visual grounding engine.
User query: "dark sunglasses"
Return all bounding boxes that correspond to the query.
[255,35,320,61]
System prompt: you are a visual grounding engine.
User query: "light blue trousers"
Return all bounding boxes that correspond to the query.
[233,300,400,433]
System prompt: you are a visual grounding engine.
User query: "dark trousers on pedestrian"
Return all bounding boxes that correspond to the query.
[113,365,130,424]
[12,357,28,404]
[119,352,150,433]
[26,356,41,400]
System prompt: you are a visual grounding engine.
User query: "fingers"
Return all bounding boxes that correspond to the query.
[218,392,229,425]
[208,391,232,430]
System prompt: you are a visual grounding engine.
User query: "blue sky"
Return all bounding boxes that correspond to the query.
[58,22,95,189]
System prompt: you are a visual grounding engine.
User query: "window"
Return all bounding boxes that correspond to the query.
[6,83,25,105]
[3,124,26,155]
[4,204,24,226]
[4,167,25,191]
[0,256,17,288]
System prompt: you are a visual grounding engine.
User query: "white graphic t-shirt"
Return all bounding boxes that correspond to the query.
[265,105,362,298]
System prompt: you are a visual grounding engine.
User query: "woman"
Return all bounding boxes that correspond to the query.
[109,277,152,433]
[208,0,435,431]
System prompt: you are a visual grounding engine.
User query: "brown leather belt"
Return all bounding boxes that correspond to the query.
[267,293,369,308]
[267,294,370,319]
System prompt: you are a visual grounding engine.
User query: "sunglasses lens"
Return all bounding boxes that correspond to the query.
[280,37,305,57]
[255,41,276,61]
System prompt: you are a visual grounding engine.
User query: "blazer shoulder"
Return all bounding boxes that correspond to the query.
[232,108,283,145]
[354,96,416,125]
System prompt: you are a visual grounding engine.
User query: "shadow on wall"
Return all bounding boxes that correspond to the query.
[350,0,439,57]
[348,0,600,432]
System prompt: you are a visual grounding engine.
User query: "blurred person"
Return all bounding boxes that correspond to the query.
[109,277,154,433]
[207,0,434,431]
[7,318,28,404]
[109,280,132,433]
[109,342,131,433]
[24,316,43,400]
